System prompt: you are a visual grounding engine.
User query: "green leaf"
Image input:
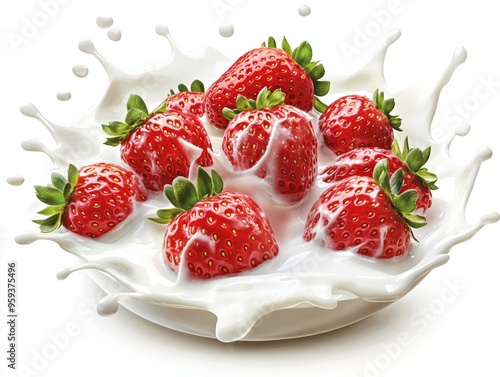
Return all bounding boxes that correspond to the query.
[190,80,205,93]
[37,205,65,216]
[222,107,238,121]
[33,213,62,233]
[417,170,438,190]
[406,148,425,172]
[255,88,269,109]
[211,170,224,195]
[313,97,327,113]
[308,63,325,81]
[269,90,285,106]
[172,177,199,211]
[62,182,73,201]
[394,190,418,214]
[313,80,330,96]
[67,164,79,188]
[422,146,431,164]
[281,37,292,55]
[267,36,277,48]
[34,186,66,206]
[151,100,167,115]
[373,159,389,183]
[103,137,123,147]
[163,185,180,208]
[102,121,132,137]
[125,108,147,126]
[127,94,148,114]
[50,172,67,191]
[177,83,189,93]
[389,168,404,195]
[403,213,427,229]
[292,41,313,68]
[150,208,185,224]
[196,167,212,199]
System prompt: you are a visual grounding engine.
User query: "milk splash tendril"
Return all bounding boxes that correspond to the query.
[15,21,499,342]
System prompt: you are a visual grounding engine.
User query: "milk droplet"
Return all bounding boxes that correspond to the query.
[96,16,113,29]
[7,175,25,186]
[298,4,311,17]
[56,91,71,101]
[155,24,170,38]
[107,27,122,42]
[219,23,234,38]
[72,64,89,78]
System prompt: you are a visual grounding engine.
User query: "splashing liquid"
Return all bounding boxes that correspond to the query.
[15,19,499,343]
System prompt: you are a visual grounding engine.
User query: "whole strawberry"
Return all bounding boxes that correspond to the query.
[151,168,279,279]
[34,162,148,238]
[321,138,438,212]
[165,80,205,117]
[319,90,402,156]
[303,160,426,259]
[205,36,330,130]
[102,94,213,191]
[222,88,318,204]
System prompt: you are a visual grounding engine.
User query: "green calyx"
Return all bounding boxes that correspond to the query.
[149,167,224,225]
[263,36,331,113]
[372,89,402,132]
[222,87,285,121]
[392,137,438,190]
[167,79,205,96]
[33,164,79,233]
[102,94,166,147]
[373,159,427,237]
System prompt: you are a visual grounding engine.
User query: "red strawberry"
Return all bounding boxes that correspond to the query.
[151,168,279,279]
[34,162,148,238]
[205,36,330,130]
[318,90,402,156]
[303,160,426,258]
[165,80,205,117]
[321,138,438,211]
[102,94,213,191]
[221,88,318,203]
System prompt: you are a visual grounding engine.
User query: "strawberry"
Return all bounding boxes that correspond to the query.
[303,160,426,258]
[165,80,205,118]
[33,162,148,238]
[151,168,279,279]
[321,138,438,212]
[221,88,318,203]
[205,36,330,130]
[102,94,213,192]
[318,90,402,156]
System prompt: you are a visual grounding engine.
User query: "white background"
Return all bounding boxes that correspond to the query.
[1,0,499,376]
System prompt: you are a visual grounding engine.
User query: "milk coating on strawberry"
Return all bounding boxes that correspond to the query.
[151,168,279,279]
[33,162,148,238]
[102,94,213,191]
[221,88,318,204]
[205,36,330,130]
[303,160,426,259]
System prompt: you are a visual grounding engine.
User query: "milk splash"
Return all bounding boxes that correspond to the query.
[15,18,499,342]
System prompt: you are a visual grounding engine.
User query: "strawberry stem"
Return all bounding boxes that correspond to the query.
[392,137,438,190]
[102,94,167,147]
[372,89,402,131]
[373,159,427,235]
[222,87,285,120]
[262,36,330,113]
[33,164,79,233]
[149,168,223,225]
